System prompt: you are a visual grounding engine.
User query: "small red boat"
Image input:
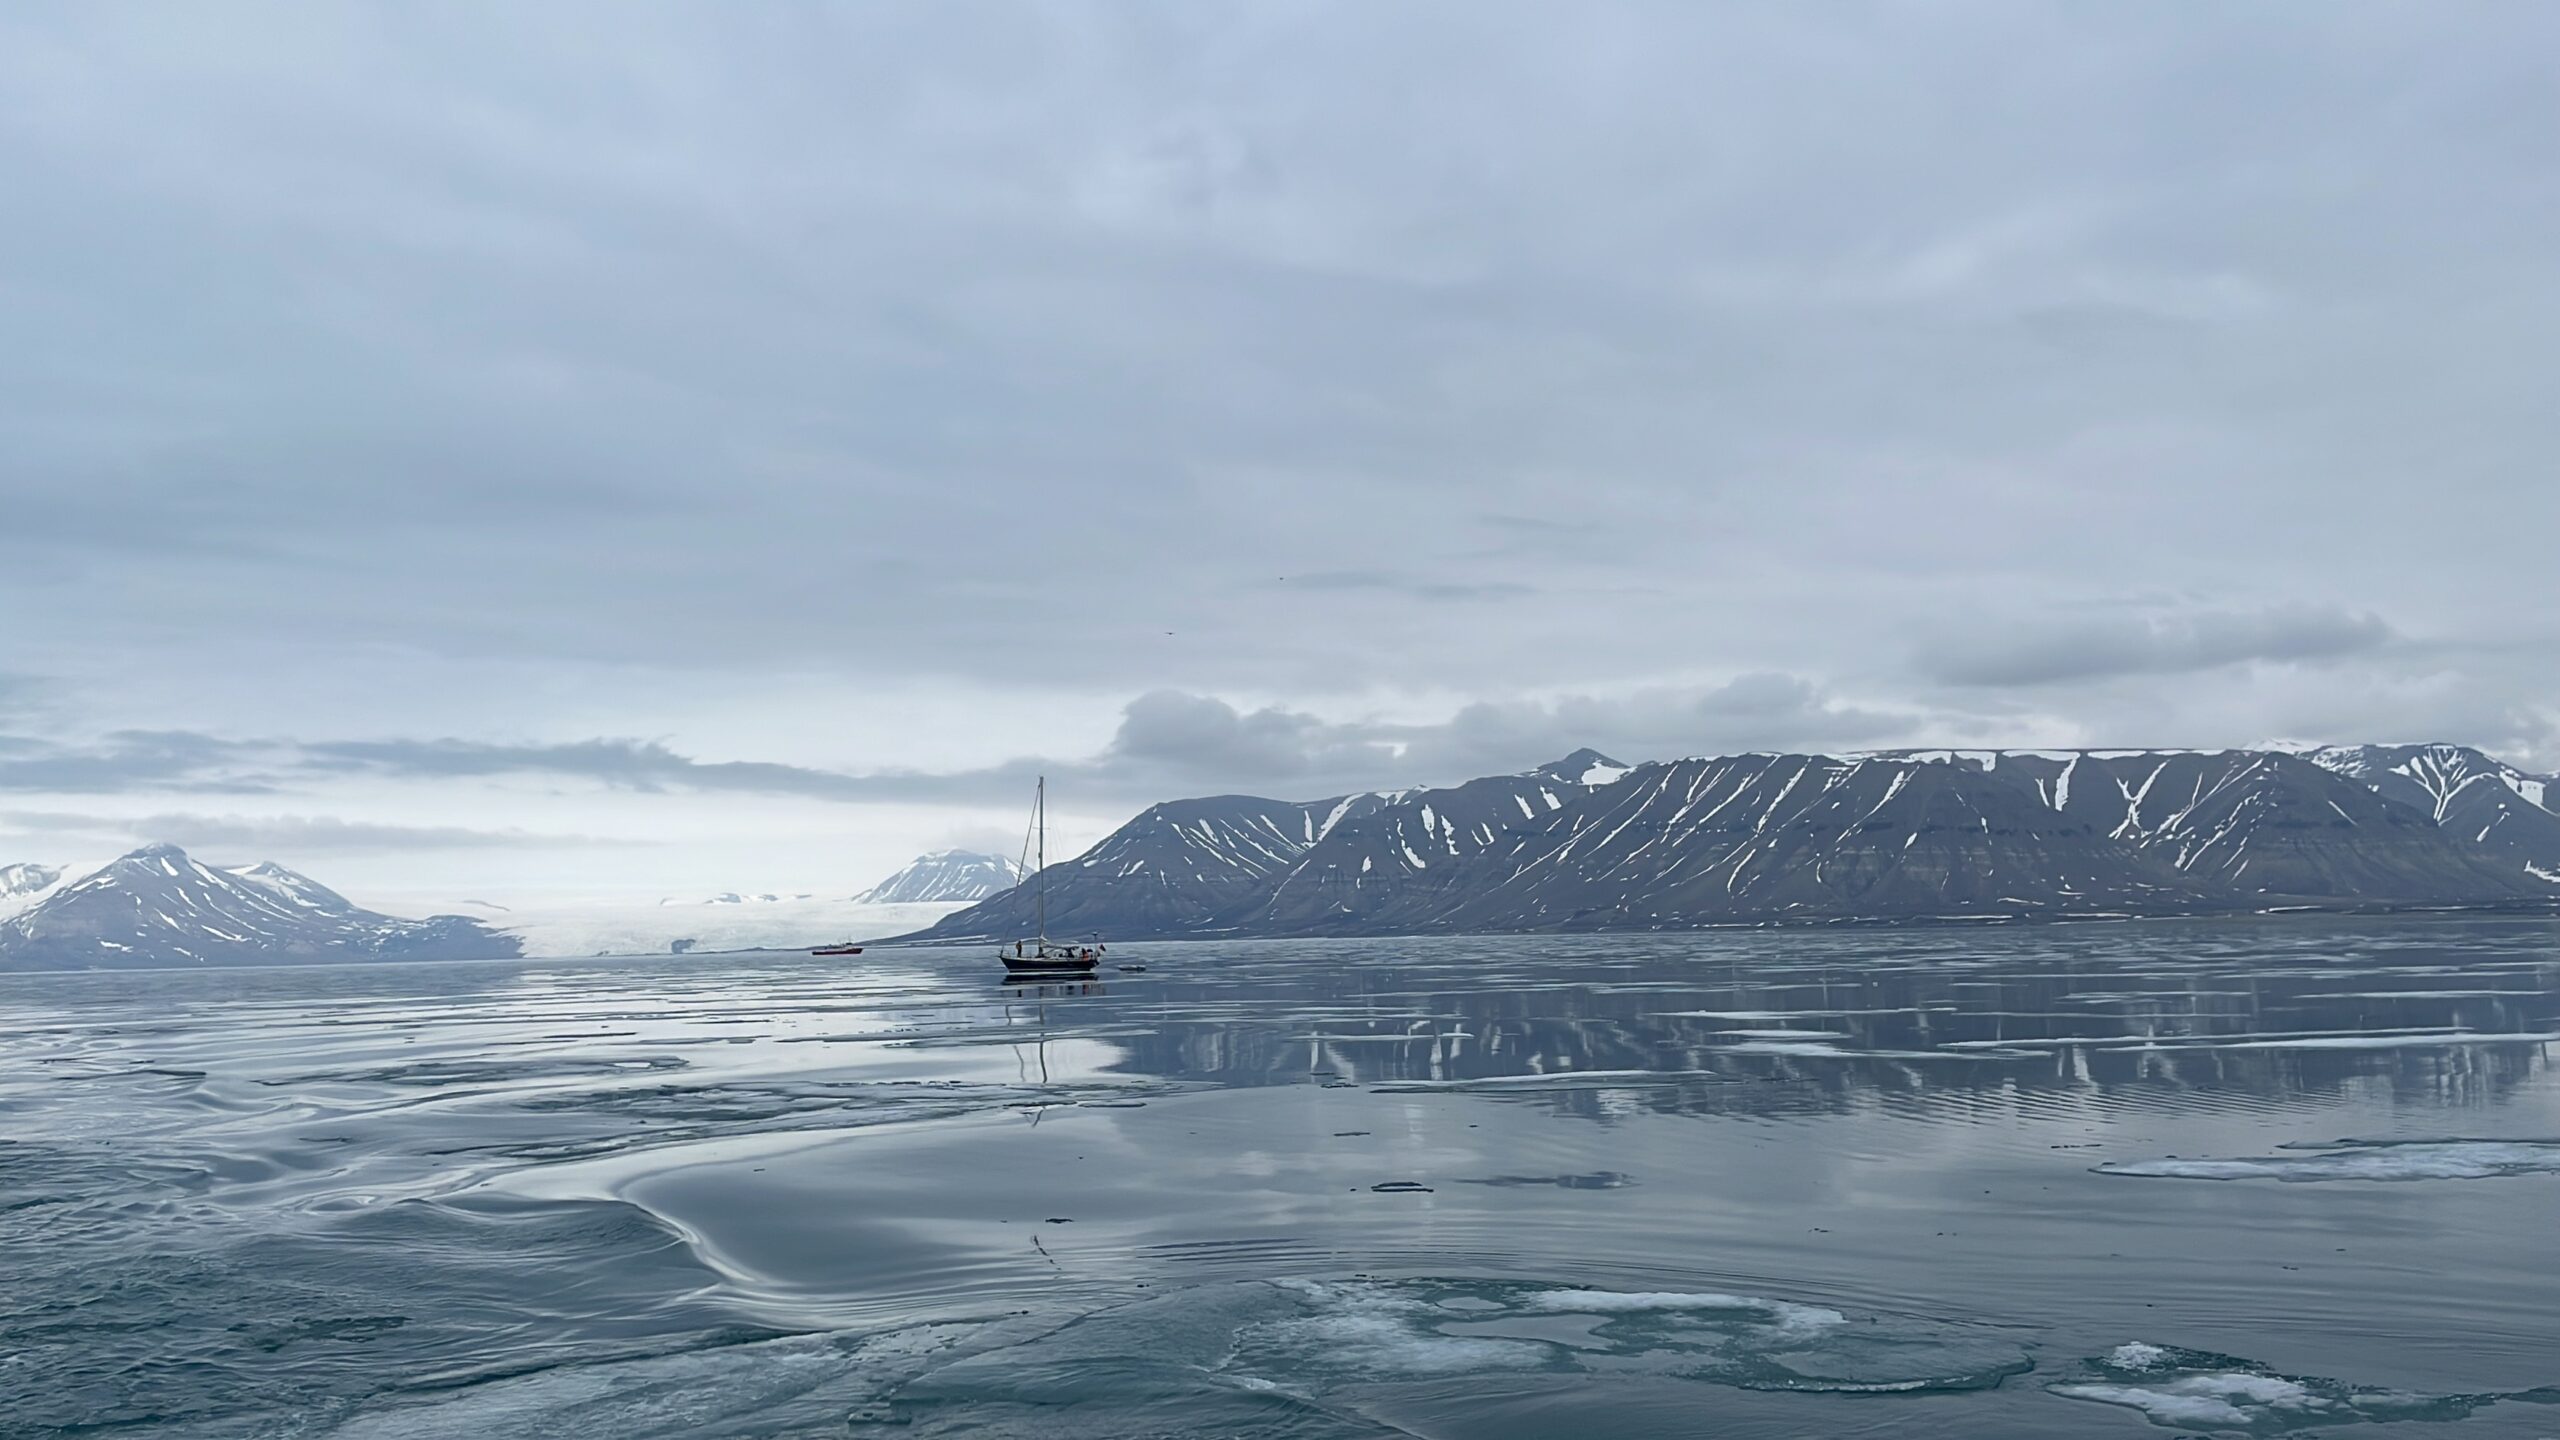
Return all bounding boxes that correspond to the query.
[810,943,864,956]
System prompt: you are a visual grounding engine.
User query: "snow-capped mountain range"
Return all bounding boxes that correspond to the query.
[9,742,2554,967]
[909,743,2560,941]
[0,845,518,971]
[854,850,1025,904]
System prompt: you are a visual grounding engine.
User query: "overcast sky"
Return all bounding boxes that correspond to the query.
[3,3,2555,907]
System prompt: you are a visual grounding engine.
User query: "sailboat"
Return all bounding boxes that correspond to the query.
[1000,776,1103,976]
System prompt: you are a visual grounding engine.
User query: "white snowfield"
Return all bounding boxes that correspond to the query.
[490,897,968,958]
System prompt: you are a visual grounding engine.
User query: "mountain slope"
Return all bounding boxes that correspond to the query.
[1251,750,1633,933]
[918,792,1392,940]
[899,743,2560,943]
[0,845,521,971]
[854,850,1025,904]
[2305,743,2560,885]
[1946,750,2553,903]
[1429,753,2215,931]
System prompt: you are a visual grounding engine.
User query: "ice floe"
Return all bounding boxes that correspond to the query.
[2049,1341,2560,1431]
[838,1276,2035,1432]
[2094,1137,2560,1182]
[1368,1068,1727,1092]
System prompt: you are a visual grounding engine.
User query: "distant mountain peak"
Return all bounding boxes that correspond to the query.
[0,846,515,971]
[1535,748,1631,786]
[0,862,60,896]
[855,850,1026,904]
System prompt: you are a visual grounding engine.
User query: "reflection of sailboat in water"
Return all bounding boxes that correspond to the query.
[1004,984,1097,1127]
[1001,776,1104,976]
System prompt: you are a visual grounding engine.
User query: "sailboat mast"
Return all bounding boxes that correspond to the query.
[1035,775,1047,944]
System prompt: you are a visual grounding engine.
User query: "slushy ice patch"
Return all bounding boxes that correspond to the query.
[2094,1138,2560,1182]
[856,1276,2034,1434]
[2049,1342,2560,1432]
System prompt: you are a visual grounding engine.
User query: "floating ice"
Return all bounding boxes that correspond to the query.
[2110,1340,2171,1371]
[2048,1341,2560,1432]
[2196,1031,2560,1051]
[2094,1138,2560,1183]
[829,1276,2034,1433]
[1369,1068,1725,1092]
[1521,1288,1846,1335]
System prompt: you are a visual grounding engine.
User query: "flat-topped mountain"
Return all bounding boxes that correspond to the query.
[0,845,521,971]
[2303,743,2560,883]
[1886,749,2552,905]
[906,744,2560,942]
[854,849,1025,904]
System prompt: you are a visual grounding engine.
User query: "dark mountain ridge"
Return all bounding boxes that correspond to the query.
[2304,743,2560,883]
[905,744,2560,943]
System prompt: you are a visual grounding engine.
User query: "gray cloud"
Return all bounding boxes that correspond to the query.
[1915,604,2398,688]
[1262,570,1538,602]
[0,810,633,855]
[0,676,1918,817]
[1413,675,1919,775]
[0,731,282,794]
[0,673,44,719]
[4,4,2553,705]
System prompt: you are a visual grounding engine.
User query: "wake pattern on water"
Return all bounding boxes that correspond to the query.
[2050,1342,2560,1432]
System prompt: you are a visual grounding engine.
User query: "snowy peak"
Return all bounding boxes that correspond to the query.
[854,850,1026,904]
[1532,748,1633,787]
[0,862,68,923]
[0,844,518,971]
[226,860,361,917]
[2303,743,2560,884]
[0,862,60,903]
[2304,742,2552,817]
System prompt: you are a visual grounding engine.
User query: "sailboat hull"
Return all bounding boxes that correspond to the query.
[1000,954,1099,975]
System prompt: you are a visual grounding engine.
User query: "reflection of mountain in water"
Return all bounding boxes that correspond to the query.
[1094,934,2560,1118]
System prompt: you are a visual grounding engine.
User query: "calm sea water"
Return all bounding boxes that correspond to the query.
[5,919,2559,1438]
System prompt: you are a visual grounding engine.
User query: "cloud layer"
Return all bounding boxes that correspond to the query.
[1,5,2554,897]
[1915,604,2398,688]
